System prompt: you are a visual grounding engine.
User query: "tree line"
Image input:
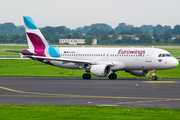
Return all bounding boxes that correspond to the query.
[0,22,180,45]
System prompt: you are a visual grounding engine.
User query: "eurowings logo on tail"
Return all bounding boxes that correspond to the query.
[23,16,61,58]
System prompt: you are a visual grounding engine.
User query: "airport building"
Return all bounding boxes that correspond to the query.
[59,39,97,45]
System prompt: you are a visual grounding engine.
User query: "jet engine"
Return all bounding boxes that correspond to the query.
[126,70,150,76]
[90,65,111,76]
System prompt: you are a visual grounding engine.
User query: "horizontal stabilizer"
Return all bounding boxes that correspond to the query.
[3,50,36,55]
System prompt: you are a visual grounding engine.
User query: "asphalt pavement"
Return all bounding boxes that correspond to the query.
[0,77,180,108]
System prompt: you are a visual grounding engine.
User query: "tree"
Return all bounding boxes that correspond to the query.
[112,34,118,40]
[130,27,143,34]
[41,26,55,35]
[115,23,133,34]
[55,26,65,34]
[0,23,17,31]
[140,25,153,34]
[153,25,164,34]
[85,35,93,45]
[9,35,20,43]
[163,30,172,40]
[119,31,133,35]
[121,36,132,43]
[72,32,81,39]
[101,34,110,41]
[43,33,51,43]
[173,25,180,35]
[64,34,72,39]
[108,30,116,35]
[20,34,27,43]
[140,34,153,43]
[173,38,180,43]
[0,35,7,43]
[153,33,161,43]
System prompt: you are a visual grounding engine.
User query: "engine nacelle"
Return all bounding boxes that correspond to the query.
[126,70,150,76]
[90,65,111,76]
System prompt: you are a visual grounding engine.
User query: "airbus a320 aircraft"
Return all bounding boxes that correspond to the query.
[7,16,179,80]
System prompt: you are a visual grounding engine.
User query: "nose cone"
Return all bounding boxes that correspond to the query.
[165,58,179,70]
[174,59,179,67]
[169,58,179,69]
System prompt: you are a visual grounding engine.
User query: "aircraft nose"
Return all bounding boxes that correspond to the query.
[171,58,179,68]
[174,59,179,67]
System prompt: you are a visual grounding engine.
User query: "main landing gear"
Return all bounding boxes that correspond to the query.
[152,70,158,80]
[82,73,91,79]
[108,71,117,79]
[82,64,91,79]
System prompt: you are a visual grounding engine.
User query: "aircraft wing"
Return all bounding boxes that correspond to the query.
[31,56,114,66]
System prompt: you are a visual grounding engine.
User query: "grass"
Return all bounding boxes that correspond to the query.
[0,105,180,120]
[161,48,180,58]
[0,45,28,57]
[0,59,179,79]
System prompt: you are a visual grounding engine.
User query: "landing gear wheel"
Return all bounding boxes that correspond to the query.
[152,76,158,81]
[108,74,117,79]
[82,73,91,79]
[151,70,158,81]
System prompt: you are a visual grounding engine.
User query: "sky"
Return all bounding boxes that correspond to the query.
[0,0,180,29]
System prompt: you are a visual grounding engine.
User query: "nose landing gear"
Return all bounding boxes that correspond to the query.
[152,70,158,80]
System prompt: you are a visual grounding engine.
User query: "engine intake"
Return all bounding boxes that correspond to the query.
[126,70,150,76]
[90,65,111,76]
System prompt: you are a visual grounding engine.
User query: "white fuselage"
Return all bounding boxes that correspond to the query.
[47,47,178,71]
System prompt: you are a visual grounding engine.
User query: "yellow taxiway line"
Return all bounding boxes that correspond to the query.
[143,81,178,83]
[0,85,176,100]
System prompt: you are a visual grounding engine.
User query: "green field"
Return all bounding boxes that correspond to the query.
[0,45,28,57]
[0,105,180,120]
[0,59,179,79]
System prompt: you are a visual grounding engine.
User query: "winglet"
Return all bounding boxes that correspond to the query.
[23,16,38,29]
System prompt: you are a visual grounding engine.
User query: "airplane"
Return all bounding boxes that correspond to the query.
[6,16,179,80]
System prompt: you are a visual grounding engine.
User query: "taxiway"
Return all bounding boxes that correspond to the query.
[0,77,180,108]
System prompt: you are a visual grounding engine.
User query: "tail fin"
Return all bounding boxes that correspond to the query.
[23,16,49,56]
[23,16,60,58]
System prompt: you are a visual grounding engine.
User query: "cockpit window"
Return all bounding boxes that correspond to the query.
[158,53,172,57]
[166,54,172,57]
[158,54,162,57]
[162,54,166,57]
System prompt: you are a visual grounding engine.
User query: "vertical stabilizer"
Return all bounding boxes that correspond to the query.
[23,16,49,56]
[23,16,60,58]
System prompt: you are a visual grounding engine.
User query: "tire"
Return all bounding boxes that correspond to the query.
[113,74,117,79]
[87,74,91,79]
[82,74,87,79]
[152,76,158,81]
[108,74,117,79]
[82,74,91,79]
